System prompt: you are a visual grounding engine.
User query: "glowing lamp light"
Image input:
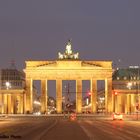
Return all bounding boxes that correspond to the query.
[33,101,41,105]
[5,82,11,89]
[127,82,132,89]
[88,92,92,96]
[115,92,118,95]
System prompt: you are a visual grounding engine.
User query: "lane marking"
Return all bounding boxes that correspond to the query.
[116,136,125,140]
[124,130,140,137]
[85,120,138,140]
[86,121,114,135]
[78,121,94,140]
[34,119,58,140]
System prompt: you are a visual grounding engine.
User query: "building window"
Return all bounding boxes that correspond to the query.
[134,82,136,85]
[134,77,136,80]
[124,77,127,80]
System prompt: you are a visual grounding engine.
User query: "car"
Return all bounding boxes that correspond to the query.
[112,113,123,120]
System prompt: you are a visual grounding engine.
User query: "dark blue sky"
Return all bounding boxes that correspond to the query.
[0,0,140,69]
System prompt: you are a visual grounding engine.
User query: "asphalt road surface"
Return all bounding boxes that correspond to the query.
[0,116,140,140]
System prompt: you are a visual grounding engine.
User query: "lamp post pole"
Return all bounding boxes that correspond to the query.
[127,82,132,114]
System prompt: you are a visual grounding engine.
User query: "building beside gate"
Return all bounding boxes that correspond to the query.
[113,66,140,113]
[0,67,25,114]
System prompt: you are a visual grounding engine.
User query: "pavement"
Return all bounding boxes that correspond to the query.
[0,116,140,140]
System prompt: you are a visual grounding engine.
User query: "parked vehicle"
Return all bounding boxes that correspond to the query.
[112,113,123,120]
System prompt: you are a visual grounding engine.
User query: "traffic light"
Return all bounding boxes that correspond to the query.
[88,92,91,96]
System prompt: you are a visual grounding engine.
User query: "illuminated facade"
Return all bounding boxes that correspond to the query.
[113,67,140,113]
[24,41,113,114]
[0,68,25,114]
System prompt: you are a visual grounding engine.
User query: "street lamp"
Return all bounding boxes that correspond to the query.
[5,82,11,89]
[127,82,132,114]
[33,100,41,105]
[99,97,105,113]
[127,82,132,90]
[63,83,72,112]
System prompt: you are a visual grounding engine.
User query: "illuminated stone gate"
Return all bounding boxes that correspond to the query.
[24,41,113,114]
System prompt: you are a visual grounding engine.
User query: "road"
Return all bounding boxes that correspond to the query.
[79,119,140,140]
[0,116,140,140]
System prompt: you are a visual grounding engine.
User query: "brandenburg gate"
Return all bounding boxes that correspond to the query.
[24,41,113,114]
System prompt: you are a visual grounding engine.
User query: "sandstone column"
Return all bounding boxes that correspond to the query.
[117,95,122,113]
[20,94,24,114]
[105,78,113,113]
[7,94,12,114]
[26,79,33,113]
[13,95,17,114]
[76,79,82,113]
[56,79,62,113]
[23,92,26,114]
[112,92,115,112]
[127,94,131,113]
[131,95,135,112]
[121,94,125,113]
[10,95,14,114]
[90,79,97,113]
[41,80,47,114]
[1,94,4,114]
[3,94,7,114]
